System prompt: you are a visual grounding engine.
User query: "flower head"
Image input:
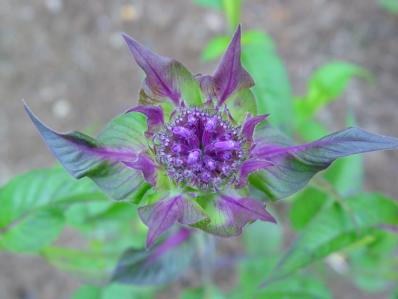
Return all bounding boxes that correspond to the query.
[25,25,398,247]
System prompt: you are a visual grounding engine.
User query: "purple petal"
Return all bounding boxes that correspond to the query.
[249,126,398,200]
[138,195,207,247]
[196,193,276,237]
[126,105,164,137]
[122,33,180,105]
[237,158,274,188]
[213,25,254,105]
[25,104,153,201]
[241,114,269,143]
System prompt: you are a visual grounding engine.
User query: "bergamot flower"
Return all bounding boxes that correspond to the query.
[25,26,398,247]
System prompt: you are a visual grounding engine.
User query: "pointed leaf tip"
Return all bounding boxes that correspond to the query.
[213,24,254,105]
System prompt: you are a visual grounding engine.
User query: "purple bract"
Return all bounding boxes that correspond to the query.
[25,25,398,248]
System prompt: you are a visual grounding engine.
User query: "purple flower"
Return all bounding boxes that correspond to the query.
[25,25,398,247]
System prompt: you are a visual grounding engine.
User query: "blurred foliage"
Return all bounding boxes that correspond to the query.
[379,0,398,14]
[1,1,397,298]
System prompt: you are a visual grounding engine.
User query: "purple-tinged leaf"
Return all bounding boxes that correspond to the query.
[123,153,157,186]
[194,193,275,237]
[249,126,398,200]
[213,25,254,105]
[241,114,269,143]
[138,195,207,247]
[112,228,195,285]
[126,105,164,137]
[25,104,154,201]
[122,34,203,107]
[237,158,274,188]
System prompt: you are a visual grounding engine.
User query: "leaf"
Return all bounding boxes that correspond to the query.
[138,195,207,247]
[235,254,331,299]
[180,286,225,299]
[228,88,257,123]
[201,36,229,61]
[71,285,101,299]
[243,216,282,255]
[112,228,195,285]
[194,193,275,237]
[241,31,293,134]
[0,168,105,228]
[324,112,364,197]
[295,62,370,125]
[212,26,254,106]
[250,126,398,200]
[222,0,242,31]
[123,33,203,106]
[26,103,154,201]
[0,208,64,252]
[379,0,398,14]
[71,284,154,299]
[349,230,398,292]
[266,193,398,283]
[256,276,332,299]
[193,0,222,10]
[42,246,116,281]
[289,188,328,230]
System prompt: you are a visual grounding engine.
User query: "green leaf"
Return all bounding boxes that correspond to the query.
[267,193,398,283]
[241,31,293,134]
[0,208,64,252]
[349,231,398,292]
[170,61,203,107]
[243,216,282,255]
[256,276,332,299]
[0,168,107,252]
[201,36,229,61]
[379,0,398,14]
[0,168,105,228]
[193,0,222,10]
[222,0,241,31]
[289,187,328,230]
[71,284,154,299]
[71,285,101,299]
[180,286,225,299]
[228,88,257,123]
[42,246,116,281]
[235,256,331,299]
[295,62,370,125]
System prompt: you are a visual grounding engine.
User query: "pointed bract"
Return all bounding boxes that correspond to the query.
[126,105,164,137]
[122,34,203,107]
[195,193,276,236]
[25,104,154,201]
[213,25,254,105]
[241,114,269,143]
[138,195,207,247]
[249,126,398,200]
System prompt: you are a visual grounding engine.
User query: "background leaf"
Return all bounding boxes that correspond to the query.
[267,193,398,283]
[295,62,370,126]
[0,208,64,252]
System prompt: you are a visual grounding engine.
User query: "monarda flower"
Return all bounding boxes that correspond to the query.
[25,26,398,248]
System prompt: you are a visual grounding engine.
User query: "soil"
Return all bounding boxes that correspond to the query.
[1,0,398,298]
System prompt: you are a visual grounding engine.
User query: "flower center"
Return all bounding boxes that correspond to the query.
[154,108,247,190]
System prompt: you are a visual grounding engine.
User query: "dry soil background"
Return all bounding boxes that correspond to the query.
[1,0,398,298]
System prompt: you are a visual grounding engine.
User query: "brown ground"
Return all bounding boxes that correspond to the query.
[1,0,398,298]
